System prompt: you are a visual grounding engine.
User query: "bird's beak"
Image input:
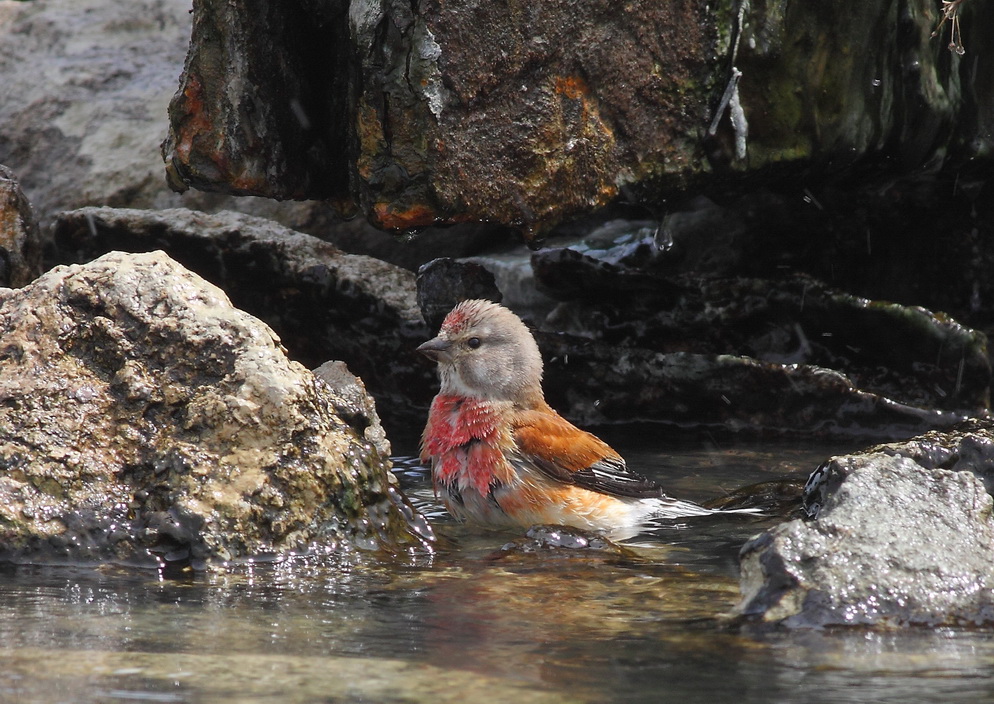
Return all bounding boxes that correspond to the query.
[417,336,452,362]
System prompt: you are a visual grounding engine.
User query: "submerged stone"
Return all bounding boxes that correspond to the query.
[496,525,635,560]
[0,250,433,568]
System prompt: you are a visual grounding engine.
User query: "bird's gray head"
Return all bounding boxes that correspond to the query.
[417,299,543,404]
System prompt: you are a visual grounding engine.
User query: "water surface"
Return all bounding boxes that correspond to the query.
[3,432,993,703]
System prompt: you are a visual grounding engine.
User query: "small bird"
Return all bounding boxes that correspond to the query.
[418,299,756,540]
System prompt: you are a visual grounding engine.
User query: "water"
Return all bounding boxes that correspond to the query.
[2,432,994,704]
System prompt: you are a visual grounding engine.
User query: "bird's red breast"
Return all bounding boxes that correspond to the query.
[420,394,516,497]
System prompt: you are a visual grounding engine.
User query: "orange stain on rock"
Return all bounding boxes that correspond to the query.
[554,75,590,99]
[373,202,439,229]
[173,73,214,164]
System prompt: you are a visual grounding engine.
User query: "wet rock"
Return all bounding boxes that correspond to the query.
[496,525,635,560]
[737,420,994,626]
[165,0,994,234]
[0,166,43,287]
[804,418,994,516]
[0,250,433,568]
[0,0,328,232]
[53,206,434,430]
[526,226,990,433]
[415,258,502,331]
[170,0,719,232]
[162,0,347,201]
[313,360,390,459]
[538,335,969,437]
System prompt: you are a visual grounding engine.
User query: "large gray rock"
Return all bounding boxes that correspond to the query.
[737,422,994,626]
[53,206,435,431]
[0,250,432,568]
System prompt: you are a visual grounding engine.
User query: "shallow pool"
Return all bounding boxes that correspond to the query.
[2,430,993,703]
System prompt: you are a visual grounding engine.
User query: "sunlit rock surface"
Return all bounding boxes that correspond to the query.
[0,250,432,568]
[165,0,993,234]
[54,206,435,431]
[737,420,994,626]
[0,166,43,287]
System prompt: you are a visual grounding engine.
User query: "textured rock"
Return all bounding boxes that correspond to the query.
[737,421,994,626]
[165,0,994,234]
[538,336,970,437]
[53,207,435,430]
[313,360,391,458]
[804,418,994,516]
[0,165,43,287]
[534,247,990,415]
[0,250,432,568]
[162,0,348,201]
[415,257,502,331]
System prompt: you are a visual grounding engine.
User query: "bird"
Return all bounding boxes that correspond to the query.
[417,299,758,540]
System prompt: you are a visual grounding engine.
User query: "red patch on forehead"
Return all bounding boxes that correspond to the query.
[440,306,471,334]
[440,300,497,335]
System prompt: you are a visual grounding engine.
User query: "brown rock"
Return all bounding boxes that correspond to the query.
[164,0,994,235]
[0,165,43,287]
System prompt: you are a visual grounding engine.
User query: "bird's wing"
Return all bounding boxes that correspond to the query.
[510,406,664,499]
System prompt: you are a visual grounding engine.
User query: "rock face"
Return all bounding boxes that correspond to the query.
[0,250,432,568]
[737,420,994,626]
[53,207,435,430]
[164,0,994,234]
[537,336,973,437]
[163,0,348,202]
[531,240,990,420]
[0,165,43,287]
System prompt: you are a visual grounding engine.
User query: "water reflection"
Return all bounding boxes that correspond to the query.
[0,436,991,703]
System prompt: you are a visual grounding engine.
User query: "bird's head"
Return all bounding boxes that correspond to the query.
[418,299,543,404]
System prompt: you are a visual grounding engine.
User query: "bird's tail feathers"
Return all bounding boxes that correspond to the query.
[645,497,763,520]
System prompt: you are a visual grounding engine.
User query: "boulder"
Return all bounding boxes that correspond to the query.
[53,206,435,430]
[164,0,994,234]
[736,420,994,626]
[0,250,432,568]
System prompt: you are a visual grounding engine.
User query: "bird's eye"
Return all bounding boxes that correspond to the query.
[466,337,481,349]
